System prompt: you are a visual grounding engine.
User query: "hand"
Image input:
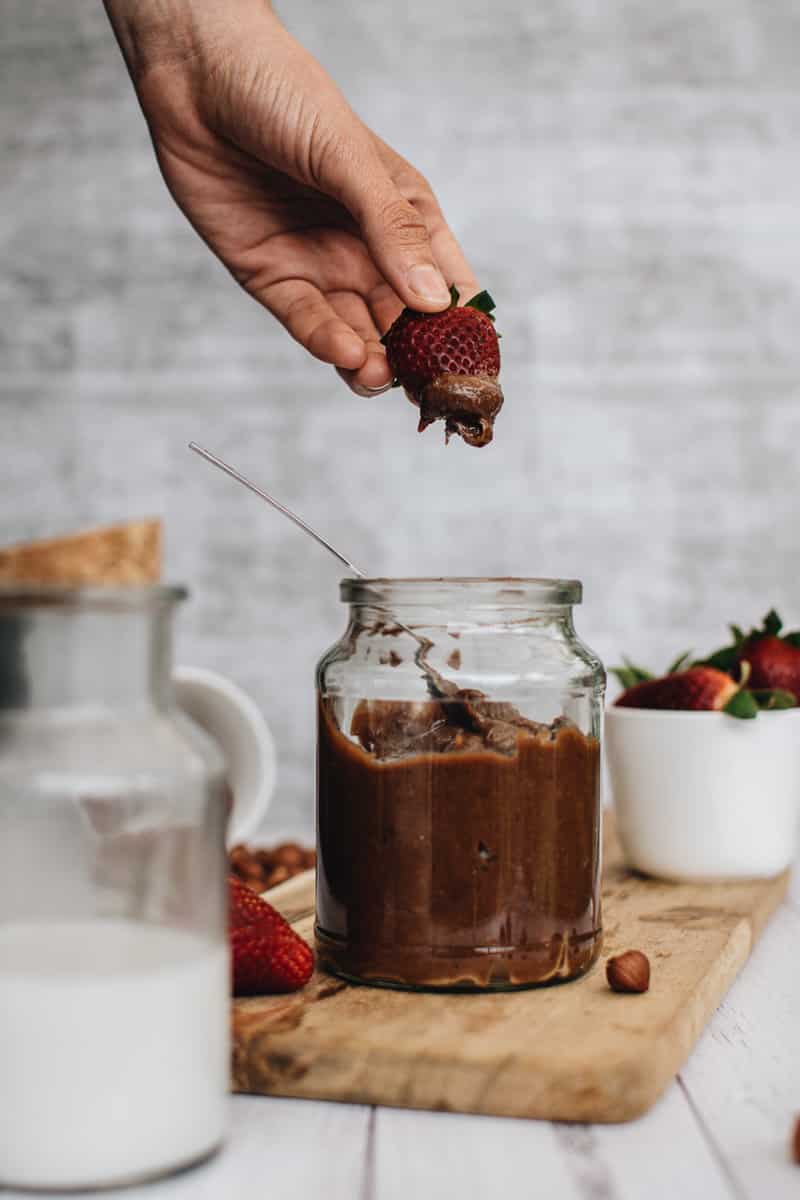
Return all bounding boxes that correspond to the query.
[103,0,478,395]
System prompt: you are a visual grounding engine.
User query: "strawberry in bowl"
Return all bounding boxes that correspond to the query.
[606,613,800,882]
[615,665,739,713]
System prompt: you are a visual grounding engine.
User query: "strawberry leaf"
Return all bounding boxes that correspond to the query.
[760,609,783,637]
[751,688,798,710]
[465,290,497,323]
[449,284,460,307]
[723,690,759,719]
[667,650,693,674]
[611,658,653,690]
[782,631,800,648]
[700,645,739,674]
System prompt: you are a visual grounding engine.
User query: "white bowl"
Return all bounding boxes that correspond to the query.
[605,706,800,881]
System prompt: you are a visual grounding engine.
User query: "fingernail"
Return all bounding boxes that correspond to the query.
[407,264,450,304]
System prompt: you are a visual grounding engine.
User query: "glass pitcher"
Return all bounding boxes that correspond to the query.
[0,585,229,1191]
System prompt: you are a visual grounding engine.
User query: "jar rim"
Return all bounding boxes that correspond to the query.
[340,577,581,607]
[0,583,188,613]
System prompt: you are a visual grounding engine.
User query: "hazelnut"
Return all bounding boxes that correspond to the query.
[265,865,291,889]
[606,950,650,994]
[792,1115,800,1165]
[274,843,305,869]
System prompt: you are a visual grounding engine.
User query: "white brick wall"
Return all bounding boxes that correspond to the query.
[2,0,799,835]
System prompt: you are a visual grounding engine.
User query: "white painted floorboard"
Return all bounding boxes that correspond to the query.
[370,1081,733,1200]
[0,1097,371,1200]
[566,1081,735,1200]
[678,900,800,1200]
[372,1106,582,1200]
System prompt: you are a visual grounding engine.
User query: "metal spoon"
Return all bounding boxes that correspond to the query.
[187,441,451,699]
[188,443,365,578]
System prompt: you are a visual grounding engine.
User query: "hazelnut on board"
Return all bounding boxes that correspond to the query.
[265,865,291,889]
[274,843,305,869]
[606,950,651,994]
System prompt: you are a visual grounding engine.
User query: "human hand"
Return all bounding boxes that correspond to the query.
[103,0,478,395]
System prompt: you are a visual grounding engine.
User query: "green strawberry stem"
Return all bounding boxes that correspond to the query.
[751,688,798,709]
[610,658,653,690]
[723,685,797,717]
[465,289,496,323]
[666,650,693,674]
[723,690,759,719]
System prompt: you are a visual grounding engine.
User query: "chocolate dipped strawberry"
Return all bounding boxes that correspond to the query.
[383,286,503,447]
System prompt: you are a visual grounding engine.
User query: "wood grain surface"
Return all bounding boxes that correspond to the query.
[231,813,788,1123]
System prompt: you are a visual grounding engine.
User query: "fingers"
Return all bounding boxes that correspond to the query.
[331,155,452,313]
[260,279,367,370]
[328,291,393,395]
[369,134,480,303]
[365,281,405,338]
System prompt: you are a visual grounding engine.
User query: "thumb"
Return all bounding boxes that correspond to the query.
[339,167,452,311]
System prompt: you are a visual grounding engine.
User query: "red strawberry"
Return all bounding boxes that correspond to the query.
[702,610,800,702]
[383,286,503,447]
[738,635,800,700]
[229,875,280,931]
[228,876,314,996]
[230,925,314,995]
[615,666,739,711]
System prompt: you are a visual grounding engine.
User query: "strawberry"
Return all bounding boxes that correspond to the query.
[228,876,314,996]
[703,609,800,703]
[613,613,800,720]
[615,666,739,711]
[740,635,800,698]
[228,875,283,931]
[383,286,503,447]
[230,925,314,995]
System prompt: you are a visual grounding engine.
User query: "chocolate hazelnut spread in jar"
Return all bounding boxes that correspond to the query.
[316,578,605,991]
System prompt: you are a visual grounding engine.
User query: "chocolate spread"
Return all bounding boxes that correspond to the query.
[411,373,504,447]
[316,693,602,990]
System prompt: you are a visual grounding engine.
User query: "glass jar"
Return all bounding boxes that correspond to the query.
[0,586,229,1192]
[316,578,605,991]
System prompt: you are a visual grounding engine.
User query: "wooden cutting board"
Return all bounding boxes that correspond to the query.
[232,813,788,1123]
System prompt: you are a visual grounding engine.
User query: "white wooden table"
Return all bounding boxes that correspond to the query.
[4,870,798,1200]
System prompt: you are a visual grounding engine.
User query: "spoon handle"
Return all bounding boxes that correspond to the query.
[188,442,366,579]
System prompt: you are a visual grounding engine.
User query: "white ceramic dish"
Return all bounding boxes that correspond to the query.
[605,706,800,881]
